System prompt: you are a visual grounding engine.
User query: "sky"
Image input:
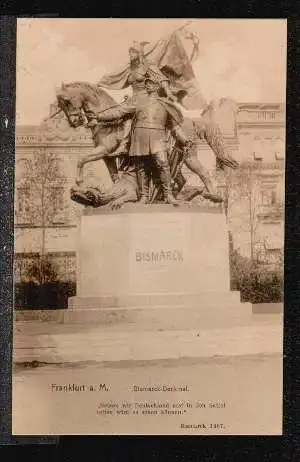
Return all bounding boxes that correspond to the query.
[16,19,287,125]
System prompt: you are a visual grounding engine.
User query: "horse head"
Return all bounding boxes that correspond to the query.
[56,81,117,129]
[56,82,85,128]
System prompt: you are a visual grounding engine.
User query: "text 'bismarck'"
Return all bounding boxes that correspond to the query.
[136,250,184,263]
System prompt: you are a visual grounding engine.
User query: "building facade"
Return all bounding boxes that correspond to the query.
[230,103,285,266]
[15,102,285,283]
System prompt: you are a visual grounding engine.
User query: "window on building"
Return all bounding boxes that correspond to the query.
[260,190,272,205]
[50,187,66,224]
[275,151,284,160]
[15,187,33,225]
[271,190,277,205]
[260,189,277,206]
[253,151,263,161]
[16,158,31,182]
[257,251,267,264]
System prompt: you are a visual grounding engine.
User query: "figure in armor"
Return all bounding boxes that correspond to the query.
[94,40,238,203]
[96,76,191,205]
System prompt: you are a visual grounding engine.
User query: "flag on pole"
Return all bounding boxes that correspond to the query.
[98,28,207,111]
[98,26,238,203]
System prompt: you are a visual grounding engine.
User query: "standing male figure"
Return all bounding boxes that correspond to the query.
[96,77,192,205]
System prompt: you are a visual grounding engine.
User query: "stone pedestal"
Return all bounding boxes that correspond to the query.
[67,204,251,328]
[14,203,282,368]
[76,204,230,297]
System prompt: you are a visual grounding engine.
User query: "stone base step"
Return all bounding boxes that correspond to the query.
[61,303,253,328]
[14,313,282,337]
[15,308,283,326]
[68,291,242,309]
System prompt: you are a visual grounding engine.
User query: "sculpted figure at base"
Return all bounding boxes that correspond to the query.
[70,158,139,209]
[70,156,205,210]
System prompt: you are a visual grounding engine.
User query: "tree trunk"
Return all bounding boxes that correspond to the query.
[249,191,254,262]
[40,150,46,285]
[40,224,46,284]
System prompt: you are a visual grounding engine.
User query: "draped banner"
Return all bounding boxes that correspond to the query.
[98,29,207,111]
[97,27,237,202]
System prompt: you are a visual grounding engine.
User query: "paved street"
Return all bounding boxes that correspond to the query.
[13,310,283,435]
[13,313,283,365]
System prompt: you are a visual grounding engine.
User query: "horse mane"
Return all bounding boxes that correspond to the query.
[65,81,117,107]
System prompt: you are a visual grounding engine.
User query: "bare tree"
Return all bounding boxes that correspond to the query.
[225,164,262,263]
[16,149,66,283]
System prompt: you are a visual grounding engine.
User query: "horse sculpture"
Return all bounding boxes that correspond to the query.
[55,81,238,205]
[56,81,129,186]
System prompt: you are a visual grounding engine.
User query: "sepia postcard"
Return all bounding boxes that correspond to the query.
[12,18,286,435]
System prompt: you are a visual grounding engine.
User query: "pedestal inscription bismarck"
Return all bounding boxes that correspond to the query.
[75,204,230,297]
[67,203,250,327]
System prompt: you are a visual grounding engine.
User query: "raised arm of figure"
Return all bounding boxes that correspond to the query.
[97,102,136,122]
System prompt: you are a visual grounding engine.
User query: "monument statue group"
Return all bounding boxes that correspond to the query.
[12,20,283,437]
[49,24,246,314]
[53,27,239,210]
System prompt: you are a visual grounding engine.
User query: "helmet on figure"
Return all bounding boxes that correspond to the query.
[129,41,150,64]
[129,41,141,53]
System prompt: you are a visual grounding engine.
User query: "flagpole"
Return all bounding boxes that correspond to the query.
[175,20,193,33]
[143,20,193,57]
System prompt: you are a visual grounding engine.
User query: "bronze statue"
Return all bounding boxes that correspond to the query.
[53,25,240,208]
[95,76,192,205]
[57,71,238,207]
[97,39,238,175]
[55,80,194,204]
